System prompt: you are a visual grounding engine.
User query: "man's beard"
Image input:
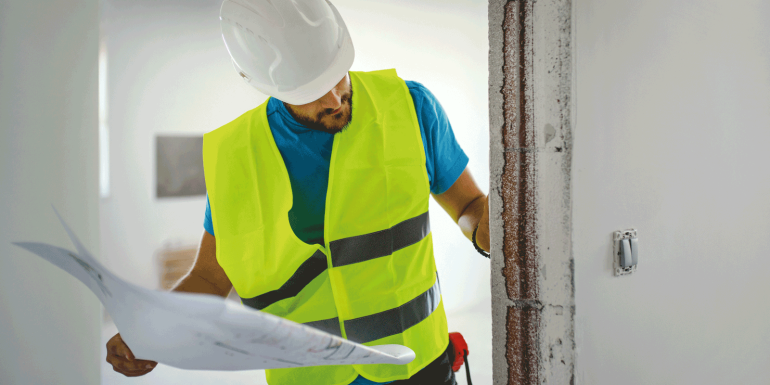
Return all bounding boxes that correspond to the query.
[284,90,353,135]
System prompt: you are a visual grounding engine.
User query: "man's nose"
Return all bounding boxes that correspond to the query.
[319,88,342,110]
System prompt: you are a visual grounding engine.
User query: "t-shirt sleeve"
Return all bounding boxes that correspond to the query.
[204,194,215,236]
[406,81,469,195]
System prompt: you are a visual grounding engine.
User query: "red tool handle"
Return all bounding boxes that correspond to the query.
[449,332,473,384]
[448,332,469,372]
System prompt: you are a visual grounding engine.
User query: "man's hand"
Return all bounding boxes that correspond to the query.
[105,231,232,377]
[106,333,157,377]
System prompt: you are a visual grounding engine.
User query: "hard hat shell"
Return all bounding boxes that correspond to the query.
[220,0,354,105]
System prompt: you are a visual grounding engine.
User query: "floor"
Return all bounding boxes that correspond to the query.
[100,299,492,385]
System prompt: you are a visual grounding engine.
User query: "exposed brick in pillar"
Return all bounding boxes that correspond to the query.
[506,304,542,384]
[489,0,575,384]
[501,1,541,383]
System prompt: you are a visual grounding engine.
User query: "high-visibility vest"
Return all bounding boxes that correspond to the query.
[203,69,448,385]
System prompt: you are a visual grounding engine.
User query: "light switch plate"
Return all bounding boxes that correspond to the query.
[613,229,638,276]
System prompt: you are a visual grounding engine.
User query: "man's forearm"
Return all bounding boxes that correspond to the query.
[171,271,231,297]
[433,168,491,252]
[457,195,485,240]
[457,195,490,252]
[170,231,233,297]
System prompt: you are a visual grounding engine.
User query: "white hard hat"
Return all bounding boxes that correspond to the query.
[220,0,355,105]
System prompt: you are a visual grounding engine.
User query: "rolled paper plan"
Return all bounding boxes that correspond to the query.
[12,208,415,371]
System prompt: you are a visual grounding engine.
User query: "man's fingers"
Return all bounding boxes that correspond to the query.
[135,359,157,370]
[111,334,135,360]
[106,333,157,377]
[111,364,153,377]
[106,333,138,361]
[108,354,157,371]
[115,341,135,360]
[106,353,157,377]
[109,364,155,377]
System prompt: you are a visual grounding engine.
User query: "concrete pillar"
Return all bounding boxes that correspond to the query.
[488,0,575,383]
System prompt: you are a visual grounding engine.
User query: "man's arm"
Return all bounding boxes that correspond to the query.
[171,231,232,296]
[432,167,490,252]
[106,231,232,377]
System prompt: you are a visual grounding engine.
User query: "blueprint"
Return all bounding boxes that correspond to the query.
[12,209,415,371]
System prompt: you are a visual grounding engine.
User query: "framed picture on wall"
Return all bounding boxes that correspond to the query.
[156,135,206,198]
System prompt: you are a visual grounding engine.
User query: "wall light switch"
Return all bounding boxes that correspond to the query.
[614,229,638,276]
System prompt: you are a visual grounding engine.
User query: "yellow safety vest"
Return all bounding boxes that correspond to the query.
[203,69,448,385]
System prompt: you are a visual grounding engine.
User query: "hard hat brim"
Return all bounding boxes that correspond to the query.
[274,26,355,106]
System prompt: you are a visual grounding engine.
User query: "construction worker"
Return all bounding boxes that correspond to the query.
[105,0,490,384]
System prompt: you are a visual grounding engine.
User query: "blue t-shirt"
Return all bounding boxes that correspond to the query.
[204,81,468,244]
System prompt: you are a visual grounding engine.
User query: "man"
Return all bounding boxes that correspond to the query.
[106,1,490,384]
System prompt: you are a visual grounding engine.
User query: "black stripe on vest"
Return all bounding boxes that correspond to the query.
[303,318,343,337]
[302,276,441,344]
[241,249,327,310]
[329,211,430,267]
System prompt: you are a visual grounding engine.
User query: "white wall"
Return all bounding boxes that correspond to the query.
[99,0,259,289]
[100,0,490,383]
[0,1,101,384]
[573,0,770,383]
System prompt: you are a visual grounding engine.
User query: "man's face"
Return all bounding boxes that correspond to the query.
[284,74,352,135]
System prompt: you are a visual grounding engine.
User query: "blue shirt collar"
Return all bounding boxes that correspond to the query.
[268,97,318,134]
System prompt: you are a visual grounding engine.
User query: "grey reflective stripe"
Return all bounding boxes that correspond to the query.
[300,277,441,343]
[241,250,327,310]
[303,317,342,337]
[344,277,441,344]
[330,212,430,267]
